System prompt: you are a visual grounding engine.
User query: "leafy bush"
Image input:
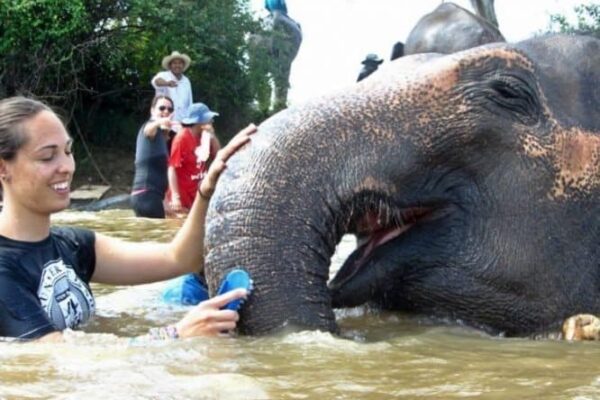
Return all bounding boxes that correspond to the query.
[549,3,600,38]
[0,0,271,151]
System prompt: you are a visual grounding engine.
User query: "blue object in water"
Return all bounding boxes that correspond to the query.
[161,274,209,305]
[217,269,253,311]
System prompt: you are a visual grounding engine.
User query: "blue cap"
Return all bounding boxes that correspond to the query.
[181,103,219,125]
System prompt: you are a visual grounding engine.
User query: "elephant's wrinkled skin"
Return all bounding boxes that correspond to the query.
[403,2,504,56]
[205,35,600,336]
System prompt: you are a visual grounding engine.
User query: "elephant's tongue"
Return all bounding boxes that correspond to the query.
[333,207,428,286]
[355,206,429,256]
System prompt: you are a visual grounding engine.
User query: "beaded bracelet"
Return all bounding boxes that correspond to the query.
[147,325,179,340]
[129,325,179,346]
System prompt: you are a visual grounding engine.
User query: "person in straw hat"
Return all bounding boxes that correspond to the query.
[356,53,384,82]
[151,51,194,123]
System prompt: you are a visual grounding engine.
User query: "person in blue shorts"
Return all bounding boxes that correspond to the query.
[161,273,209,305]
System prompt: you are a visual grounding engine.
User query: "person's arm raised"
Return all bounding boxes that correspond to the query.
[143,118,173,139]
[151,71,177,88]
[91,124,257,285]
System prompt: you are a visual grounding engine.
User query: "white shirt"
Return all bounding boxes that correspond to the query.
[151,70,193,122]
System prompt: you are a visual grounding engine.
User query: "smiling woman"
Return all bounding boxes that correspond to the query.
[0,96,255,342]
[0,106,75,220]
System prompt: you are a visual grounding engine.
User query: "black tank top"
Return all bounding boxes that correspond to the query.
[132,122,171,194]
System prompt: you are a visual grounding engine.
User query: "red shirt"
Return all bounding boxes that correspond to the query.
[166,128,214,209]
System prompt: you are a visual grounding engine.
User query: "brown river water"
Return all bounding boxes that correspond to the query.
[1,210,599,399]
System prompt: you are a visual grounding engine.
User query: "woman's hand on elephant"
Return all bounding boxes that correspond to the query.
[175,289,248,338]
[199,123,257,200]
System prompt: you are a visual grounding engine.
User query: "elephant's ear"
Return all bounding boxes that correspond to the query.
[547,127,600,200]
[516,35,600,130]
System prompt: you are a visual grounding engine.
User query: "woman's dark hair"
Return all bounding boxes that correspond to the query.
[150,95,174,110]
[0,96,51,161]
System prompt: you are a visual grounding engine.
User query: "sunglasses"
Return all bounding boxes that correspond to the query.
[158,105,174,112]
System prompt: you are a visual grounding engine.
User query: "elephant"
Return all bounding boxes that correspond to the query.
[392,2,505,59]
[204,34,600,337]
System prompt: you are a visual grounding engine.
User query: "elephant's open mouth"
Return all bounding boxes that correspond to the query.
[330,205,436,291]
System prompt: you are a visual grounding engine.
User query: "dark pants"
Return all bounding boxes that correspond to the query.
[131,190,165,218]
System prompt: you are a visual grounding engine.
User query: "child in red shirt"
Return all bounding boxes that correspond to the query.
[166,103,221,212]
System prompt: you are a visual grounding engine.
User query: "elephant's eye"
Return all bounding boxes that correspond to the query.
[486,75,541,125]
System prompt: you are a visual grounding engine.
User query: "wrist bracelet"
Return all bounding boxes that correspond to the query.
[165,325,179,339]
[129,324,179,346]
[148,325,179,340]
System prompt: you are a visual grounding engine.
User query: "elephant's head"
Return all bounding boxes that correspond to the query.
[404,2,505,55]
[205,35,600,336]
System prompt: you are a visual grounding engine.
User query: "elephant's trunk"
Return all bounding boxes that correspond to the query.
[204,106,349,334]
[205,54,450,334]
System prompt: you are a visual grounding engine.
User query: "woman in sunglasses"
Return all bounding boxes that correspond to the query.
[130,95,180,218]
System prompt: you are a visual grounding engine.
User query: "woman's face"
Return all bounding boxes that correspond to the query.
[151,98,174,120]
[2,110,75,215]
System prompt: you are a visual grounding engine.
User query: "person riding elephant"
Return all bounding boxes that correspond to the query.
[265,0,302,112]
[356,53,384,82]
[202,34,600,338]
[249,0,302,114]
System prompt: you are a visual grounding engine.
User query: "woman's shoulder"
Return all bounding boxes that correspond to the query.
[0,234,51,273]
[0,227,92,249]
[50,226,96,248]
[138,120,152,136]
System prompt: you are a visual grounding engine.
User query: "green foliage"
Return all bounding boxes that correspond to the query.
[0,0,90,102]
[549,3,600,38]
[0,0,272,151]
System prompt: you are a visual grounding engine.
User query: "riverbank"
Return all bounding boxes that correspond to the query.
[73,145,134,198]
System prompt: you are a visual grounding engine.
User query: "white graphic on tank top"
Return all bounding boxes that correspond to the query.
[37,259,95,330]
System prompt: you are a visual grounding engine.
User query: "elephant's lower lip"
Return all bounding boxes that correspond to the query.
[356,224,413,264]
[329,225,410,291]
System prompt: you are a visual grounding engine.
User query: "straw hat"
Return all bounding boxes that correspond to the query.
[161,51,192,71]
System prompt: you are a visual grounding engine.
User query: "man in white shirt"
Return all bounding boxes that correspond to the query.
[151,51,193,123]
